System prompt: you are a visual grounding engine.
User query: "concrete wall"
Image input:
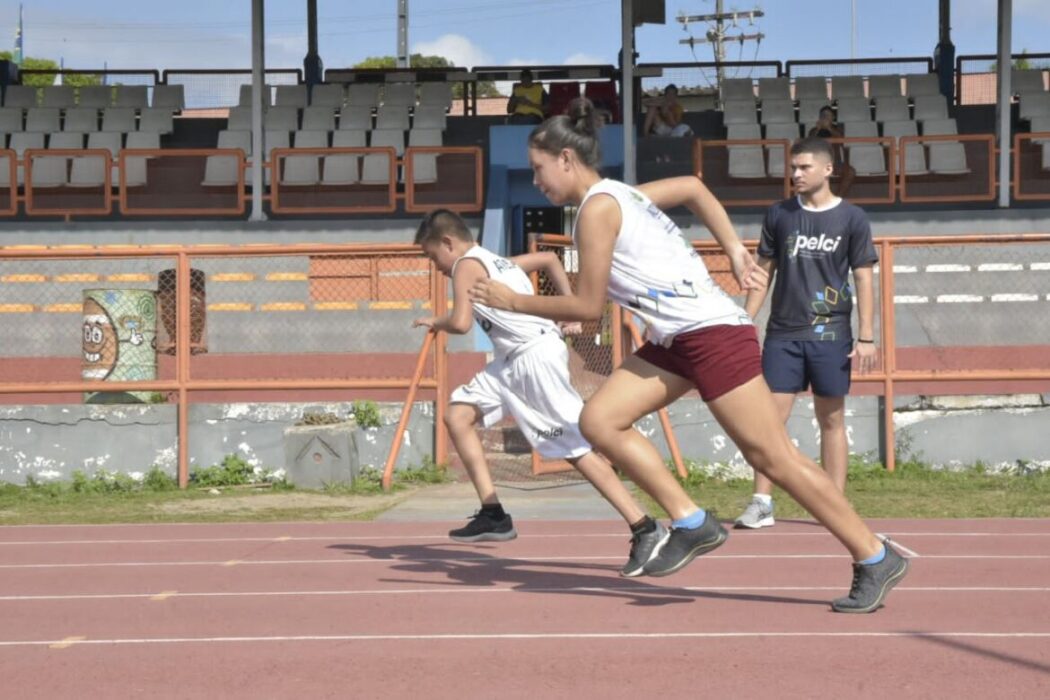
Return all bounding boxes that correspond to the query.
[0,401,435,486]
[3,394,1048,486]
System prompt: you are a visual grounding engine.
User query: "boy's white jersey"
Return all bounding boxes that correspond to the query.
[453,245,559,360]
[576,179,751,346]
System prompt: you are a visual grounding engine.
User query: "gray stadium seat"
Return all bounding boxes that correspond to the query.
[3,85,38,109]
[904,73,940,98]
[382,82,416,107]
[726,124,765,179]
[281,130,328,185]
[26,108,61,133]
[723,99,758,125]
[78,86,113,109]
[868,74,903,100]
[874,96,910,123]
[843,121,887,176]
[418,82,453,109]
[264,106,299,132]
[63,107,99,133]
[122,131,161,187]
[101,107,136,133]
[151,85,185,111]
[115,85,148,110]
[794,76,829,102]
[0,107,22,133]
[797,100,826,127]
[912,95,949,122]
[227,106,252,131]
[300,106,336,132]
[275,85,308,109]
[138,108,174,134]
[346,83,381,109]
[922,118,968,174]
[831,76,865,100]
[203,130,250,186]
[1019,93,1050,122]
[764,122,800,178]
[70,132,121,187]
[309,84,345,108]
[757,77,790,102]
[1012,69,1046,96]
[412,104,447,130]
[8,132,44,185]
[836,98,872,124]
[41,86,75,109]
[362,129,404,185]
[322,130,367,185]
[881,120,927,175]
[759,99,795,124]
[338,106,373,131]
[722,78,755,103]
[408,128,443,184]
[376,104,410,131]
[238,83,273,108]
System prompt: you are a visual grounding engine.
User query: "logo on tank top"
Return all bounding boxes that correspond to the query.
[788,231,842,258]
[534,426,563,439]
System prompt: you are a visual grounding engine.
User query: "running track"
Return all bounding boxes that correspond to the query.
[1,519,1048,699]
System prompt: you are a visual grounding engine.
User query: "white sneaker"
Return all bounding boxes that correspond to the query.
[734,497,775,529]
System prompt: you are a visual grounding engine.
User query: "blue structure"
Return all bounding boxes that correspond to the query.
[481,124,625,257]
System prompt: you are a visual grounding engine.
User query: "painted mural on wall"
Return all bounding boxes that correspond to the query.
[82,289,158,404]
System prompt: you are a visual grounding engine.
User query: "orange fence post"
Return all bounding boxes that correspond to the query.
[381,331,435,491]
[176,251,192,488]
[880,242,897,473]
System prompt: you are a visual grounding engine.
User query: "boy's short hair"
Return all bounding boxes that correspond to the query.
[790,136,835,162]
[414,209,475,246]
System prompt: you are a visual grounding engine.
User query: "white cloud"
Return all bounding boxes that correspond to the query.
[412,34,491,69]
[564,52,607,65]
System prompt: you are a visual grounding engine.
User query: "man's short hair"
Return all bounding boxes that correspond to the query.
[791,136,835,162]
[414,209,474,246]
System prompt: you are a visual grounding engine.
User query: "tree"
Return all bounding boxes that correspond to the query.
[988,49,1049,73]
[0,51,102,87]
[352,54,502,98]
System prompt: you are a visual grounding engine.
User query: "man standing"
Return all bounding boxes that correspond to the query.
[735,137,878,529]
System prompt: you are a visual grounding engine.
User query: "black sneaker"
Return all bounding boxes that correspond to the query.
[831,542,910,613]
[620,521,669,578]
[642,514,728,577]
[448,511,518,543]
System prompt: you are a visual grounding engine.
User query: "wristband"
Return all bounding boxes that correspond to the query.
[856,338,875,344]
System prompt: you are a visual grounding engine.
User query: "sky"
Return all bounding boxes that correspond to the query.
[0,1,1046,78]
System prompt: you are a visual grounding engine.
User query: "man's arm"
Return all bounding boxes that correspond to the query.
[744,256,777,319]
[636,176,768,292]
[849,264,877,372]
[511,251,574,296]
[413,259,486,334]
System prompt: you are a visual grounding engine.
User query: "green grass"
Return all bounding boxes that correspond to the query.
[0,459,450,525]
[641,456,1050,520]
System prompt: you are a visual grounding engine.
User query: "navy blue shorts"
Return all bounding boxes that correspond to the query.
[762,338,852,397]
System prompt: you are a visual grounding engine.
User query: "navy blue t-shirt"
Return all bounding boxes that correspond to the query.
[759,197,877,341]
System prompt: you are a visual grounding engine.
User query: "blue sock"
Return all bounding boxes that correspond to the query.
[858,544,886,566]
[671,509,706,530]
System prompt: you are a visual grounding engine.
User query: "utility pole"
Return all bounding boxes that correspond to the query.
[397,0,409,69]
[677,2,764,97]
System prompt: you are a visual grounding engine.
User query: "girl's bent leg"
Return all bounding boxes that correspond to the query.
[579,356,698,521]
[707,376,881,561]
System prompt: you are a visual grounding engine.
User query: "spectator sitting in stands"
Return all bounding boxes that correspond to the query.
[507,70,548,125]
[807,105,855,197]
[643,84,693,138]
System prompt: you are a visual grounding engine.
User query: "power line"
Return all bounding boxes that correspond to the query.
[677,2,764,94]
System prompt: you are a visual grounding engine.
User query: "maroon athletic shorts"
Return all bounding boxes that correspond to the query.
[635,324,762,402]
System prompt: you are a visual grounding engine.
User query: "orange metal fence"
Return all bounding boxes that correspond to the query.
[0,146,484,219]
[0,243,448,488]
[696,134,1003,207]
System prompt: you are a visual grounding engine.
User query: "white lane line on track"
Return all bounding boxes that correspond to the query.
[2,532,1048,546]
[893,295,929,304]
[926,264,972,273]
[977,263,1024,272]
[936,294,984,303]
[3,631,1049,648]
[2,586,1050,603]
[1,554,1047,570]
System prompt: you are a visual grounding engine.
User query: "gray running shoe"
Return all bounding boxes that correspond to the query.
[734,497,775,529]
[642,514,728,577]
[620,521,669,578]
[831,542,910,613]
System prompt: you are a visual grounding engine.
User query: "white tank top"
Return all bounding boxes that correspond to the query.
[453,245,560,360]
[575,179,751,346]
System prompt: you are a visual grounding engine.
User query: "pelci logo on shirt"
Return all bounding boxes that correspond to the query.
[788,232,842,258]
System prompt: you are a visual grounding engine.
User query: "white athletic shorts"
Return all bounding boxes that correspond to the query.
[450,332,591,460]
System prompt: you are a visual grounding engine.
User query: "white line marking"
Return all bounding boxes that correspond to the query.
[977,263,1024,272]
[878,533,920,558]
[2,631,1049,648]
[936,294,984,303]
[926,264,972,273]
[2,586,1049,603]
[893,295,929,304]
[1030,262,1050,271]
[892,265,918,274]
[2,533,1050,549]
[991,293,1039,302]
[1,554,1047,571]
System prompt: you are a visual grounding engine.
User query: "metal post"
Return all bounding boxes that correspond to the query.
[621,0,635,184]
[250,0,267,221]
[304,0,322,86]
[397,0,409,69]
[996,0,1012,208]
[934,0,956,102]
